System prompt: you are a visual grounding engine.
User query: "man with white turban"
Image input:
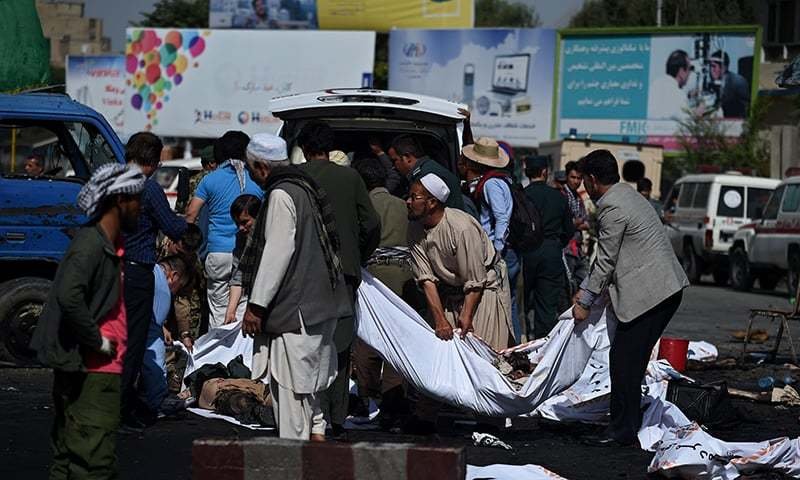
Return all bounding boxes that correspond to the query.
[405,173,513,433]
[238,133,344,441]
[31,163,145,479]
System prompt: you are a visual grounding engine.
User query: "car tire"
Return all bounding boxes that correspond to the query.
[682,244,702,284]
[729,247,753,292]
[759,273,780,291]
[0,277,51,366]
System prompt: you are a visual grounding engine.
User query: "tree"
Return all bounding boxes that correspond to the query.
[569,0,756,28]
[676,98,771,176]
[476,0,541,28]
[136,0,209,28]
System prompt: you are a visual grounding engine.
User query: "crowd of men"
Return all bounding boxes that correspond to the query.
[29,115,687,477]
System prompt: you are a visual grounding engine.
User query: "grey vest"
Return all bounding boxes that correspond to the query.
[262,182,345,334]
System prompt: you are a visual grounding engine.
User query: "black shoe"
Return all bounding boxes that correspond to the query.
[119,414,146,434]
[581,433,635,447]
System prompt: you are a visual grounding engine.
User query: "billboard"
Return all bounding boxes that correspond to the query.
[66,55,126,133]
[556,27,759,149]
[317,0,473,31]
[124,28,375,137]
[209,0,317,29]
[389,29,556,147]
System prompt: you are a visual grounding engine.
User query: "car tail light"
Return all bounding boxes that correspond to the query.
[703,216,710,225]
[705,229,713,248]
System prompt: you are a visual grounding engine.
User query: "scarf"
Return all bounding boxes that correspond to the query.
[239,165,342,297]
[221,159,247,192]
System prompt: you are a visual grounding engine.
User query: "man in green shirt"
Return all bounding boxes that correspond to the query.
[521,156,575,340]
[297,121,381,436]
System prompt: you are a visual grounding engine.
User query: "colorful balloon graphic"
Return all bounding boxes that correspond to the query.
[126,29,210,130]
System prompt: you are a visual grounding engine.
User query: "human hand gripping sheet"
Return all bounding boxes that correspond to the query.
[355,270,608,417]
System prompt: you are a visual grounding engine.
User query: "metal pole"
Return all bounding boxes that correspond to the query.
[657,0,662,27]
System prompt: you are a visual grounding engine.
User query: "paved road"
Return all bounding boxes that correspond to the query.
[1,282,798,480]
[666,279,795,357]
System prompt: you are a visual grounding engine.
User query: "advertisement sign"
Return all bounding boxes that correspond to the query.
[209,0,317,29]
[389,29,556,147]
[66,55,126,133]
[124,28,375,137]
[556,28,759,149]
[318,0,473,31]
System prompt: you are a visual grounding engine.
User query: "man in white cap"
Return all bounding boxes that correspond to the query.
[30,163,145,479]
[238,133,344,441]
[407,172,513,349]
[405,172,513,432]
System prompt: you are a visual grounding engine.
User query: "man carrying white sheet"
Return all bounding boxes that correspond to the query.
[238,133,345,441]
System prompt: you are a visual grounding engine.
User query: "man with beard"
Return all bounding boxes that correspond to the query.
[30,163,146,479]
[574,150,688,447]
[405,173,513,433]
[240,133,343,441]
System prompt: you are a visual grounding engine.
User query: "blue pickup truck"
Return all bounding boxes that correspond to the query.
[0,93,130,364]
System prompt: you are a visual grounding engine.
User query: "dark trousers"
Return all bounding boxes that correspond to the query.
[120,262,155,419]
[51,371,120,480]
[522,241,566,339]
[609,290,684,443]
[320,275,358,427]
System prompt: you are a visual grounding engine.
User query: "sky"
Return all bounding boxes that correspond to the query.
[83,0,587,53]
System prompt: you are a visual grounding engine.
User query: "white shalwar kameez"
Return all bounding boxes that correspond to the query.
[248,188,337,440]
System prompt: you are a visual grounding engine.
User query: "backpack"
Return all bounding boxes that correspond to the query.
[474,171,544,253]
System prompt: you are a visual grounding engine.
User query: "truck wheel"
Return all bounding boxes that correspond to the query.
[729,247,753,292]
[682,245,702,284]
[0,278,51,365]
[759,273,780,291]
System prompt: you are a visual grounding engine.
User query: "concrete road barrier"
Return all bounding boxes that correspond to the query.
[192,438,466,480]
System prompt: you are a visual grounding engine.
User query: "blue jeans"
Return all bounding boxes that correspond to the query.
[504,248,522,343]
[140,322,167,412]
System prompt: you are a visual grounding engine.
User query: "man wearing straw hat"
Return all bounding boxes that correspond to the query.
[460,136,522,343]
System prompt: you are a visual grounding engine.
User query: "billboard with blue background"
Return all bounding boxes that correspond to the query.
[389,28,556,147]
[556,27,759,150]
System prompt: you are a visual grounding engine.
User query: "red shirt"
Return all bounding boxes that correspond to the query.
[83,243,127,374]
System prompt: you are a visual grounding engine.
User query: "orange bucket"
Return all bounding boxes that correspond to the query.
[658,337,689,372]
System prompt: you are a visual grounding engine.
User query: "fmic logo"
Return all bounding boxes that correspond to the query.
[403,42,427,58]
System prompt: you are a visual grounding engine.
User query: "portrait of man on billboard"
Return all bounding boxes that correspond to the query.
[709,50,750,118]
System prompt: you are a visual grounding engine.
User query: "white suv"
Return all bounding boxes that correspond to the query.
[730,176,800,293]
[666,173,779,285]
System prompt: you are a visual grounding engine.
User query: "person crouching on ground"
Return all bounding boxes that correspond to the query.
[139,255,191,421]
[239,133,344,441]
[30,163,146,479]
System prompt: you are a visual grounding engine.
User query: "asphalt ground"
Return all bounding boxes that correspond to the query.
[2,280,800,480]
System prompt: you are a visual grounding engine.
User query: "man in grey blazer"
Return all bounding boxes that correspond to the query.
[573,149,689,446]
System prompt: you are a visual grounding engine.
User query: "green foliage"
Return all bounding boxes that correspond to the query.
[569,0,756,28]
[135,0,209,28]
[476,0,541,28]
[0,0,51,92]
[676,98,771,176]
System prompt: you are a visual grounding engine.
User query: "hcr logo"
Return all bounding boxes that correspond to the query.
[403,42,427,58]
